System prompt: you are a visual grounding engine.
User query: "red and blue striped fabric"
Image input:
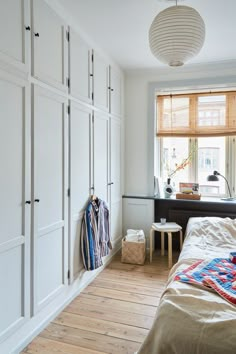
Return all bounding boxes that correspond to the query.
[175,258,236,305]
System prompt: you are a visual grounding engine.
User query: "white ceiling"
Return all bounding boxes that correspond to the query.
[58,0,236,70]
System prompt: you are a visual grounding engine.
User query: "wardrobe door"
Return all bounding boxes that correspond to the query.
[69,102,92,281]
[70,29,93,104]
[110,118,122,242]
[93,112,109,203]
[93,52,109,112]
[0,0,30,73]
[0,73,30,341]
[31,0,67,92]
[32,86,68,314]
[110,67,122,117]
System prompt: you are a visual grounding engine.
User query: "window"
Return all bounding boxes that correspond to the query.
[157,91,236,197]
[159,136,231,196]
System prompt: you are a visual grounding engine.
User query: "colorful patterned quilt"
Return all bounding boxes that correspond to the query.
[175,258,236,305]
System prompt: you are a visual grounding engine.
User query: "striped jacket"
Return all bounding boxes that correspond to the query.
[81,198,112,271]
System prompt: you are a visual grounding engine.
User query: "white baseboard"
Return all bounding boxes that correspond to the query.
[1,236,122,354]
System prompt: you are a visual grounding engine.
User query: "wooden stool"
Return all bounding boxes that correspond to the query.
[149,222,183,268]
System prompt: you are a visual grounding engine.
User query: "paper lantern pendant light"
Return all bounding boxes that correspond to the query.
[149,5,205,66]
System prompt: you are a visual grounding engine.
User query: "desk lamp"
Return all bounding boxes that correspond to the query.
[207,171,235,201]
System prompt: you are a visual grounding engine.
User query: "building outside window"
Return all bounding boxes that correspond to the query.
[156,91,236,197]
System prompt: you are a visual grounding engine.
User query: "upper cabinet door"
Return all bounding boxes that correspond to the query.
[0,0,30,74]
[93,52,109,112]
[31,0,67,92]
[70,29,92,104]
[110,67,122,117]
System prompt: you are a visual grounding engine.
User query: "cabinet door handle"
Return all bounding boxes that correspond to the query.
[25,26,31,31]
[25,200,31,204]
[34,199,40,203]
[34,32,39,37]
[111,88,114,92]
[108,182,114,186]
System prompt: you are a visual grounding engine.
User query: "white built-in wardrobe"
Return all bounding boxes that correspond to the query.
[0,0,123,351]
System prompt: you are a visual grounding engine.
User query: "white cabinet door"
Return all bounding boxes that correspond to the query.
[110,119,121,203]
[0,74,30,341]
[93,112,109,203]
[0,0,30,73]
[32,0,67,92]
[123,199,154,243]
[110,67,122,117]
[93,52,109,112]
[110,118,122,242]
[33,86,68,314]
[69,102,92,280]
[70,29,92,104]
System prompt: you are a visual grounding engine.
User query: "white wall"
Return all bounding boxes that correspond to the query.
[124,60,236,196]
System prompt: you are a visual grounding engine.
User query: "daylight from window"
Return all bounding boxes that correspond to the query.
[157,92,236,197]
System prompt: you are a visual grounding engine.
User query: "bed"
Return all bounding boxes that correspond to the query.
[138,217,236,354]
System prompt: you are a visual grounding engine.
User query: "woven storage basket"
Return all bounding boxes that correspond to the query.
[121,237,146,265]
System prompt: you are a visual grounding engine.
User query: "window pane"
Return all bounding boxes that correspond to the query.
[163,97,189,129]
[197,95,226,127]
[198,137,226,195]
[161,137,190,191]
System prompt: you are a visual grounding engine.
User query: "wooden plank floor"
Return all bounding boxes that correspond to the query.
[22,250,179,354]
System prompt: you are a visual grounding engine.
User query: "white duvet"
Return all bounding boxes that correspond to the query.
[138,217,236,354]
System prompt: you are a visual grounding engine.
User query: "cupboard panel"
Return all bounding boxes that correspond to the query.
[69,103,92,281]
[0,246,23,335]
[0,0,30,72]
[94,113,109,203]
[70,30,92,103]
[71,216,83,278]
[93,52,109,112]
[32,0,66,91]
[110,119,121,204]
[0,80,24,244]
[33,86,68,313]
[36,229,64,306]
[110,67,121,116]
[110,201,122,242]
[0,74,30,341]
[70,103,91,215]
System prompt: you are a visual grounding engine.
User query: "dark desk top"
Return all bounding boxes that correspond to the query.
[123,194,236,205]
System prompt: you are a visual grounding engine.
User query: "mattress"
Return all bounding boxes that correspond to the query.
[138,217,236,354]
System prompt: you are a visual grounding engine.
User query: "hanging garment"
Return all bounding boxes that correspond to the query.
[81,198,112,271]
[98,199,112,257]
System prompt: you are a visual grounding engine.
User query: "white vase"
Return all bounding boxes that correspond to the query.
[164,178,174,198]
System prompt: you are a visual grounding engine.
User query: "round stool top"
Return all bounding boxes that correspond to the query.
[152,222,182,232]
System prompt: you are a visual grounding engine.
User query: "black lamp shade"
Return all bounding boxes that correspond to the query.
[206,170,233,199]
[207,174,219,182]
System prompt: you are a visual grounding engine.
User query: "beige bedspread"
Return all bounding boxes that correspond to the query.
[138,217,236,354]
